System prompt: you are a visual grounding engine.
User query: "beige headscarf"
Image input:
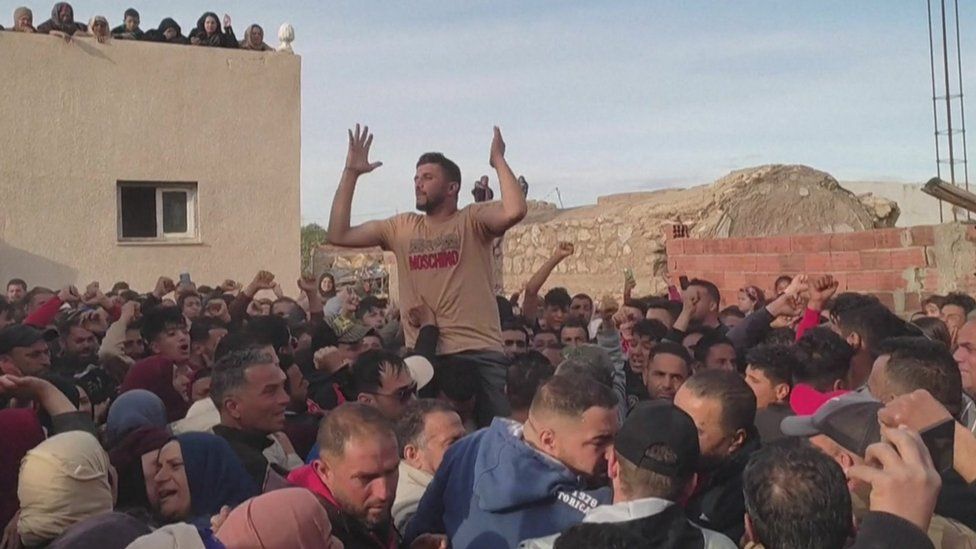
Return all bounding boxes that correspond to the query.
[87,15,109,39]
[239,24,271,51]
[127,524,206,549]
[17,431,113,546]
[13,6,33,31]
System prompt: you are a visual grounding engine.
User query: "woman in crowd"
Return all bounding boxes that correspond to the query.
[86,15,110,43]
[120,356,190,423]
[239,24,273,51]
[11,7,34,32]
[104,389,168,447]
[36,2,86,36]
[108,426,171,514]
[189,12,238,48]
[17,431,113,547]
[737,285,766,314]
[144,17,189,45]
[151,432,259,527]
[215,488,343,548]
[319,272,337,302]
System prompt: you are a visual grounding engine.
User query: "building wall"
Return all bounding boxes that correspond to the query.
[665,223,976,316]
[0,32,301,292]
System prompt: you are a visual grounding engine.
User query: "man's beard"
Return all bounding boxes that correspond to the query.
[416,193,442,213]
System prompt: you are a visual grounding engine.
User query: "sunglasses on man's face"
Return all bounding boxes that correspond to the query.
[372,382,417,404]
[504,339,527,348]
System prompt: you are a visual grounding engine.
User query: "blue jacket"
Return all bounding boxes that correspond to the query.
[403,418,610,549]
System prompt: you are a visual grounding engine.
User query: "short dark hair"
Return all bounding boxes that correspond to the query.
[55,309,86,337]
[827,292,880,318]
[395,399,456,455]
[909,316,952,348]
[623,299,649,317]
[529,373,618,419]
[645,298,681,320]
[140,306,187,343]
[773,275,792,289]
[633,319,668,343]
[719,306,745,320]
[687,278,720,304]
[214,331,260,361]
[833,303,912,358]
[6,279,26,290]
[746,344,801,388]
[692,332,735,366]
[357,295,384,319]
[943,292,976,315]
[506,351,555,411]
[922,294,947,311]
[417,152,461,185]
[681,370,756,435]
[350,350,407,396]
[571,293,593,307]
[177,292,201,310]
[544,287,572,310]
[318,402,395,458]
[189,317,221,343]
[559,318,589,340]
[501,321,530,340]
[794,327,854,391]
[762,327,797,346]
[124,7,139,19]
[210,349,276,408]
[743,442,852,549]
[243,315,290,352]
[555,523,645,549]
[649,341,692,367]
[878,336,962,418]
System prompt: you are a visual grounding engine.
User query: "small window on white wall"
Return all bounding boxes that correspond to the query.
[118,182,198,241]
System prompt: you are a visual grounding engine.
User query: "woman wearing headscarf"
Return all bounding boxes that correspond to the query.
[239,24,272,51]
[152,432,259,528]
[144,17,189,45]
[0,409,45,531]
[86,15,110,43]
[47,512,150,549]
[215,488,343,549]
[105,389,168,447]
[120,355,190,422]
[319,272,337,302]
[108,426,171,513]
[189,12,238,48]
[36,2,87,36]
[17,431,113,547]
[11,7,35,32]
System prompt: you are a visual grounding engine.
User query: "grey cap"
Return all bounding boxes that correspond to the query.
[781,391,883,457]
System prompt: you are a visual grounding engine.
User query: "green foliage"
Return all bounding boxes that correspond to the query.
[301,223,328,273]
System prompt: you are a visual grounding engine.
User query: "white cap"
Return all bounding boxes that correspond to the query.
[404,355,434,391]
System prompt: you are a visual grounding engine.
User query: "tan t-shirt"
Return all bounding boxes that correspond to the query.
[378,202,503,355]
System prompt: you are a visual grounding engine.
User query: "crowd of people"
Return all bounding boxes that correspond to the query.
[2,2,276,50]
[2,123,976,549]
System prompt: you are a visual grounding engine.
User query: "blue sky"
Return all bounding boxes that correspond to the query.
[6,1,973,224]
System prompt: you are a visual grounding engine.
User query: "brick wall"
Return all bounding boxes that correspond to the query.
[666,224,976,316]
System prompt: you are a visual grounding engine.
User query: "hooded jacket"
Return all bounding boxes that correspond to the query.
[520,497,737,549]
[403,418,610,549]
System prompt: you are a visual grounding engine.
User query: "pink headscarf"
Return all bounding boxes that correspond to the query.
[216,488,337,549]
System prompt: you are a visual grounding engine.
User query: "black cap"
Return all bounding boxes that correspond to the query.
[615,401,700,477]
[780,391,883,457]
[0,324,58,355]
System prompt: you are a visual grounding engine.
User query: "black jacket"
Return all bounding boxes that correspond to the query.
[851,512,934,549]
[936,470,976,532]
[320,492,400,549]
[686,431,761,542]
[212,425,276,488]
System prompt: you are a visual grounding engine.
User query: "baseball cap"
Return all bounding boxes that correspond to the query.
[781,390,883,457]
[615,401,700,477]
[0,324,58,354]
[404,355,434,391]
[336,323,374,345]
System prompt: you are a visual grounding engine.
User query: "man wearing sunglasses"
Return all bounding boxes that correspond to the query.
[350,349,433,421]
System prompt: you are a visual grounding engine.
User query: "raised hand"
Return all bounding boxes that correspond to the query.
[58,285,80,304]
[153,276,176,298]
[808,274,839,309]
[490,126,506,168]
[407,303,436,328]
[222,14,232,29]
[553,242,575,261]
[120,300,141,322]
[345,124,382,175]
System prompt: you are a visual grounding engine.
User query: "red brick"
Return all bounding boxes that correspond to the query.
[779,254,806,272]
[699,272,726,287]
[921,269,941,292]
[859,250,892,270]
[890,247,927,269]
[846,271,907,292]
[666,239,684,255]
[790,234,832,253]
[833,231,879,251]
[727,254,757,272]
[905,292,922,313]
[668,258,681,272]
[744,273,769,287]
[683,239,705,255]
[729,238,758,254]
[703,239,725,254]
[830,251,862,272]
[803,253,831,272]
[874,228,908,249]
[909,226,936,247]
[756,255,780,273]
[724,272,748,289]
[756,236,792,254]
